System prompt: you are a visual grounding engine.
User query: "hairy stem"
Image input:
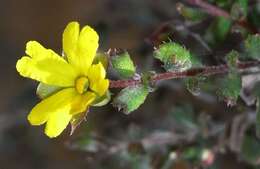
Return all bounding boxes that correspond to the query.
[109,60,260,88]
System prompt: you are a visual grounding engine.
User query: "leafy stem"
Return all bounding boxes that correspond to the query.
[109,60,260,88]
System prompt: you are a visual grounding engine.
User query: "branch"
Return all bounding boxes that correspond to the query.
[109,60,260,88]
[185,0,258,33]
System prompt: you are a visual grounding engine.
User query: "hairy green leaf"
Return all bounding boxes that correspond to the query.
[245,34,260,59]
[111,51,136,78]
[154,42,192,71]
[226,50,239,70]
[113,85,149,114]
[218,72,241,106]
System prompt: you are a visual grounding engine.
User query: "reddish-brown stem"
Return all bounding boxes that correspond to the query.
[186,0,258,33]
[109,61,260,88]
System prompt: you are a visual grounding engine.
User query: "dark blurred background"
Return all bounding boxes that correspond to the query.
[0,0,259,169]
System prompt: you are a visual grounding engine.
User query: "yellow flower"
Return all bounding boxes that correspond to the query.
[16,22,109,138]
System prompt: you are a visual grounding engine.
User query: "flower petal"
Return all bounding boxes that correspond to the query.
[88,63,109,96]
[77,25,99,71]
[44,108,72,138]
[62,21,80,64]
[62,22,99,74]
[70,91,96,115]
[16,41,78,86]
[27,88,77,126]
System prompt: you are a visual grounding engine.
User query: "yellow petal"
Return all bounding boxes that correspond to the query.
[16,41,78,86]
[77,25,99,71]
[62,22,80,64]
[62,22,99,74]
[88,63,109,96]
[44,108,72,138]
[27,88,77,126]
[70,91,96,115]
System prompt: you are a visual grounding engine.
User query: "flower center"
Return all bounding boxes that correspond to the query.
[75,76,89,94]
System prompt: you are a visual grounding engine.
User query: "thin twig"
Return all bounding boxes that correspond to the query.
[109,60,260,88]
[185,0,258,33]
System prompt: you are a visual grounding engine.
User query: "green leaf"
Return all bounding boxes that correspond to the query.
[185,76,206,96]
[36,83,62,99]
[113,85,149,114]
[238,0,248,16]
[176,3,207,22]
[226,50,239,70]
[218,72,241,106]
[241,135,260,165]
[231,0,248,20]
[92,91,111,107]
[215,17,232,41]
[244,34,260,59]
[154,42,192,71]
[111,51,136,79]
[204,17,231,46]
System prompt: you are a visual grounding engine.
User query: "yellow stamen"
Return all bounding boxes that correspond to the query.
[75,76,89,94]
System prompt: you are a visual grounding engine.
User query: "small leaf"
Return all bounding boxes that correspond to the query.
[238,0,248,17]
[241,135,260,165]
[176,3,207,22]
[111,50,136,79]
[204,17,231,46]
[36,83,62,99]
[92,91,111,107]
[218,72,241,106]
[230,0,248,20]
[113,85,149,114]
[244,34,260,59]
[226,50,239,70]
[185,76,206,96]
[154,42,192,71]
